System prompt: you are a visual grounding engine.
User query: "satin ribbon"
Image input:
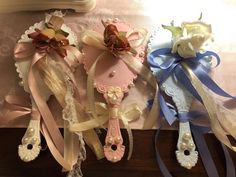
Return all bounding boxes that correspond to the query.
[81,29,158,131]
[1,95,73,170]
[14,42,82,73]
[183,63,236,151]
[14,40,82,171]
[148,48,219,100]
[154,106,235,177]
[69,102,141,160]
[147,48,236,103]
[1,95,40,123]
[148,48,236,176]
[80,28,159,159]
[148,48,236,138]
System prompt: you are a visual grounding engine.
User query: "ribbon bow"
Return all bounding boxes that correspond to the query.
[69,102,141,159]
[12,15,83,171]
[148,47,236,152]
[147,48,236,122]
[81,21,159,130]
[14,16,81,69]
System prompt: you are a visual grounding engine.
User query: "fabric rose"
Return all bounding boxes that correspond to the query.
[163,21,212,58]
[103,22,137,56]
[28,16,70,58]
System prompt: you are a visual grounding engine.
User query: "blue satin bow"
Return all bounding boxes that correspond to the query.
[148,48,235,177]
[148,48,236,125]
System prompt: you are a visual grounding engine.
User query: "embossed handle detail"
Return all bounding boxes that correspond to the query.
[104,116,125,162]
[103,87,125,162]
[18,119,41,162]
[176,122,198,169]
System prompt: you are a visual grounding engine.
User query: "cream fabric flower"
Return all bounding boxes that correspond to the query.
[106,86,123,104]
[172,21,212,58]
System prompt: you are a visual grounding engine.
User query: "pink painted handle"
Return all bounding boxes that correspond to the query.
[104,107,125,162]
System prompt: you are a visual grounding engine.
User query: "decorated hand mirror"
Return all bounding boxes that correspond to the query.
[81,18,146,162]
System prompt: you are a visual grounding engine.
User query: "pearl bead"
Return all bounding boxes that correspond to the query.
[28,128,35,136]
[115,137,121,144]
[109,70,116,77]
[183,133,191,141]
[24,156,29,162]
[107,137,113,144]
[186,162,192,169]
[23,137,29,144]
[188,143,194,150]
[180,142,187,150]
[112,156,117,162]
[31,138,38,144]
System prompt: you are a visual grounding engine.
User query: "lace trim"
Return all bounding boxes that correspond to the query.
[62,74,86,177]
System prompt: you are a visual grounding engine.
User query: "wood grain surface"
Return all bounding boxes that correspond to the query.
[0,129,235,177]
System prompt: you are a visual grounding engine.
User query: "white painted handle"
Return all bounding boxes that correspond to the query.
[176,122,198,169]
[18,101,41,162]
[18,119,41,162]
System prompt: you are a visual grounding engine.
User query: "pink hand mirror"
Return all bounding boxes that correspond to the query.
[81,18,145,162]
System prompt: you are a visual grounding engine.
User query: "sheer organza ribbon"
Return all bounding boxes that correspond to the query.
[14,41,82,171]
[79,28,158,158]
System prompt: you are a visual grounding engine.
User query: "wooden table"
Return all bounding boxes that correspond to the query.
[0,128,235,177]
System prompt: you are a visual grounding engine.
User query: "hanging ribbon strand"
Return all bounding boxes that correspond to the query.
[147,18,236,177]
[148,47,236,151]
[11,13,105,173]
[78,19,158,159]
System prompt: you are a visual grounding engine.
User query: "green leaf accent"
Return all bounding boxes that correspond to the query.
[119,31,127,37]
[162,24,182,37]
[56,29,69,37]
[198,12,203,20]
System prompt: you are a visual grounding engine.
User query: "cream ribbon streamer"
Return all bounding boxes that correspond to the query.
[182,63,236,151]
[69,102,142,159]
[36,57,105,161]
[81,29,159,130]
[79,28,159,158]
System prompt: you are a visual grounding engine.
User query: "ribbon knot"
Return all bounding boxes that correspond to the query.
[148,47,236,152]
[69,102,141,160]
[148,48,236,123]
[69,102,141,132]
[148,48,220,86]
